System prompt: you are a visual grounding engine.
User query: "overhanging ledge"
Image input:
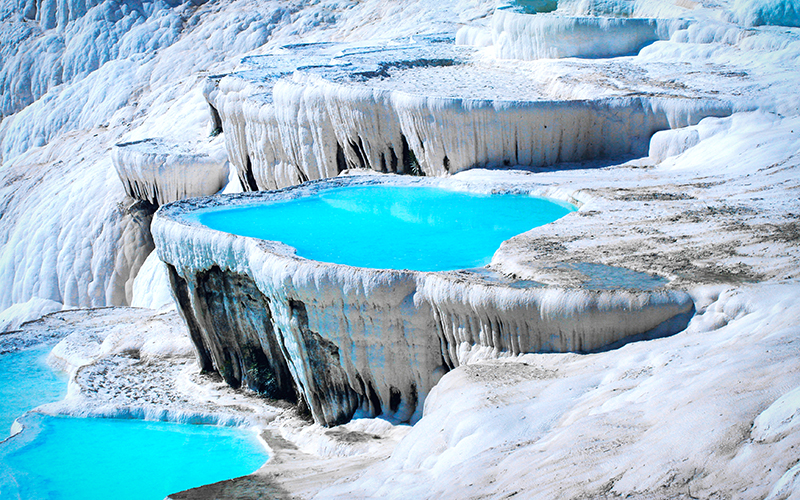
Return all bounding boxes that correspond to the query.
[152,175,694,426]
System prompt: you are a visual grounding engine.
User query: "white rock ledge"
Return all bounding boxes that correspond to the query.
[205,37,734,192]
[112,138,229,207]
[491,8,690,60]
[152,175,694,427]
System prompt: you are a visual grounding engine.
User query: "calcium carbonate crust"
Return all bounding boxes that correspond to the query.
[153,174,693,427]
[204,37,739,193]
[112,137,229,207]
[491,9,691,60]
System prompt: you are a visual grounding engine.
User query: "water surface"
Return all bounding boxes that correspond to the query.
[0,347,268,500]
[1,415,268,500]
[0,345,66,439]
[192,185,575,271]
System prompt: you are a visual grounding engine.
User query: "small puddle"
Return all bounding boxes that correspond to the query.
[457,268,546,289]
[561,262,668,291]
[457,263,667,291]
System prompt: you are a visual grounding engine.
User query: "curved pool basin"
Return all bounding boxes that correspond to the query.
[1,414,268,500]
[154,177,693,427]
[187,185,575,271]
[0,346,268,500]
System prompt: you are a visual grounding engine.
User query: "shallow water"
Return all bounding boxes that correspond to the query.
[0,345,66,439]
[1,415,268,500]
[566,262,668,291]
[193,185,575,271]
[0,347,268,500]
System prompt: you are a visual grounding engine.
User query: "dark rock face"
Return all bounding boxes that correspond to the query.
[166,264,214,373]
[163,259,694,427]
[163,258,441,427]
[166,263,378,425]
[287,300,360,425]
[166,264,296,402]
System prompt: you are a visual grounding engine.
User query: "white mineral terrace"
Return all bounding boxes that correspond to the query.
[153,175,694,426]
[206,34,750,191]
[489,8,690,60]
[112,137,229,207]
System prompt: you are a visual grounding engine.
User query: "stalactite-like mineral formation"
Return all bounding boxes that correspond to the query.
[153,177,694,426]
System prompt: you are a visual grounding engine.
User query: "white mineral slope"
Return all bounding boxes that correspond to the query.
[0,130,155,314]
[1,0,794,327]
[317,284,800,499]
[0,0,190,120]
[0,0,496,324]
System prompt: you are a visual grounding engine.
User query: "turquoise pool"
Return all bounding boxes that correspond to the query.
[192,185,575,271]
[0,347,269,500]
[0,345,66,439]
[0,414,268,500]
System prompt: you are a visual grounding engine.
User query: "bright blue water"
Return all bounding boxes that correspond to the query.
[0,345,66,439]
[193,185,575,271]
[1,415,268,500]
[0,347,269,500]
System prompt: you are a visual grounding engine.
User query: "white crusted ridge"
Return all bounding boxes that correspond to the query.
[491,9,689,60]
[112,137,229,206]
[130,250,175,310]
[0,0,192,120]
[153,175,694,426]
[0,297,62,332]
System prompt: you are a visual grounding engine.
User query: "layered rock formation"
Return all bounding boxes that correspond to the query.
[204,35,737,191]
[153,176,694,426]
[112,138,229,207]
